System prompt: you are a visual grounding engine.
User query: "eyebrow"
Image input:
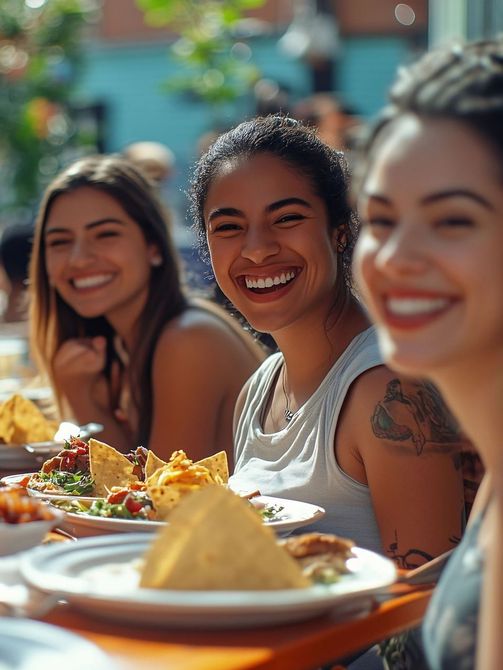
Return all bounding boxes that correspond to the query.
[421,189,494,210]
[363,189,494,211]
[207,197,313,223]
[45,218,126,235]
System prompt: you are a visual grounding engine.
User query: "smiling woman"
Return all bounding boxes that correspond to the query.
[351,38,503,670]
[28,155,265,463]
[188,115,470,575]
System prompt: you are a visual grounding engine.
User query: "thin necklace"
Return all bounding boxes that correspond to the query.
[281,365,295,423]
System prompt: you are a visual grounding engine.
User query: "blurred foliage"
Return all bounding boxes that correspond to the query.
[136,0,265,113]
[0,0,99,220]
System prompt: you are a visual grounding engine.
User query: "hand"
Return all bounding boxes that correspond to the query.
[53,336,111,412]
[53,336,107,385]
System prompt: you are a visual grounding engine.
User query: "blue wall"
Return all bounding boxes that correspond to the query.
[75,35,412,166]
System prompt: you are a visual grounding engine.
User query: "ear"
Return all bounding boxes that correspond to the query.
[332,225,348,253]
[148,244,163,267]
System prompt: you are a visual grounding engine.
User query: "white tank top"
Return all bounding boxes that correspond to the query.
[231,326,384,553]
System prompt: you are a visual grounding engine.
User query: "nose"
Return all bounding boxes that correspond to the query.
[67,237,95,267]
[241,226,280,264]
[375,225,428,277]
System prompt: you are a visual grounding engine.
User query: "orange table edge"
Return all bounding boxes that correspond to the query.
[41,587,433,670]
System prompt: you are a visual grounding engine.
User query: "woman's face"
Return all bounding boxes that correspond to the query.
[44,186,159,329]
[354,114,503,377]
[203,153,339,335]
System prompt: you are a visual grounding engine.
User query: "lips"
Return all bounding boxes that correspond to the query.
[381,293,457,329]
[71,273,114,290]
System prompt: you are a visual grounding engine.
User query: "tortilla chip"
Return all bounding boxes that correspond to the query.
[140,485,310,590]
[88,438,139,497]
[147,482,200,520]
[0,394,58,444]
[146,450,213,488]
[144,451,168,481]
[145,450,227,518]
[195,451,229,484]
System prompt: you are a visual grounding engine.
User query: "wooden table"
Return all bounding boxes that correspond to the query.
[40,584,432,670]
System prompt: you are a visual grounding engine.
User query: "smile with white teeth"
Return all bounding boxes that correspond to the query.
[244,271,296,290]
[72,274,114,290]
[386,296,450,316]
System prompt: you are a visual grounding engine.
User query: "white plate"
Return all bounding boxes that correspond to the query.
[57,507,166,536]
[0,618,115,670]
[20,533,396,628]
[53,494,325,537]
[250,495,325,533]
[0,474,97,502]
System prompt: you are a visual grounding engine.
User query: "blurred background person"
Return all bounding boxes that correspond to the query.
[293,93,362,154]
[122,140,206,290]
[0,222,33,328]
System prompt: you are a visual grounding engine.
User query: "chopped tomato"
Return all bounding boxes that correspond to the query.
[107,489,129,504]
[124,494,145,515]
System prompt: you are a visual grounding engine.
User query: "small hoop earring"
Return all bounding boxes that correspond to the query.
[336,243,345,253]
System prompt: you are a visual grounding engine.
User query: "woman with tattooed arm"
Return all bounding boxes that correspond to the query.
[189,115,471,568]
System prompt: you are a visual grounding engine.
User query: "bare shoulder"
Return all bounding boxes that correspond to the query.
[154,306,263,366]
[346,365,463,456]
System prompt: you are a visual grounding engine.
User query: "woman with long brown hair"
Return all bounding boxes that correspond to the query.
[29,154,264,463]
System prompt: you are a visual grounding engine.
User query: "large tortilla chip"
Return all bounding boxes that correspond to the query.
[140,486,310,590]
[144,451,168,481]
[0,394,57,444]
[147,483,200,520]
[88,438,139,497]
[195,451,229,484]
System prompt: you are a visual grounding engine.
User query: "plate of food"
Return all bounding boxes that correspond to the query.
[20,487,396,628]
[1,439,230,503]
[50,494,325,537]
[0,393,102,470]
[3,440,324,535]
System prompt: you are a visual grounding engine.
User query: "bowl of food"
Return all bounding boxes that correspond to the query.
[0,487,64,556]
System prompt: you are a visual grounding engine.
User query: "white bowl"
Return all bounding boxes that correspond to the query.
[0,505,64,556]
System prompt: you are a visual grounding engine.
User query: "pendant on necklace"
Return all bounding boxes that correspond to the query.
[284,409,295,423]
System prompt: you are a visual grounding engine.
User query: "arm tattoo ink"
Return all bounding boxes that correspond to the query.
[371,379,461,455]
[387,530,434,569]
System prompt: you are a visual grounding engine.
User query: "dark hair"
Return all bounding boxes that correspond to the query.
[189,115,357,291]
[353,38,503,190]
[0,223,34,284]
[29,154,187,446]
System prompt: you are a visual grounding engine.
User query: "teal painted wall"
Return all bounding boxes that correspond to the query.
[75,35,413,165]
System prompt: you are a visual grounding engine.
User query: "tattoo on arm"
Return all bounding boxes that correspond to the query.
[371,379,461,455]
[387,530,434,569]
[387,529,460,569]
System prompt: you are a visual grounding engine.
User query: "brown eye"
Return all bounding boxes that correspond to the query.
[46,238,70,248]
[438,217,473,228]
